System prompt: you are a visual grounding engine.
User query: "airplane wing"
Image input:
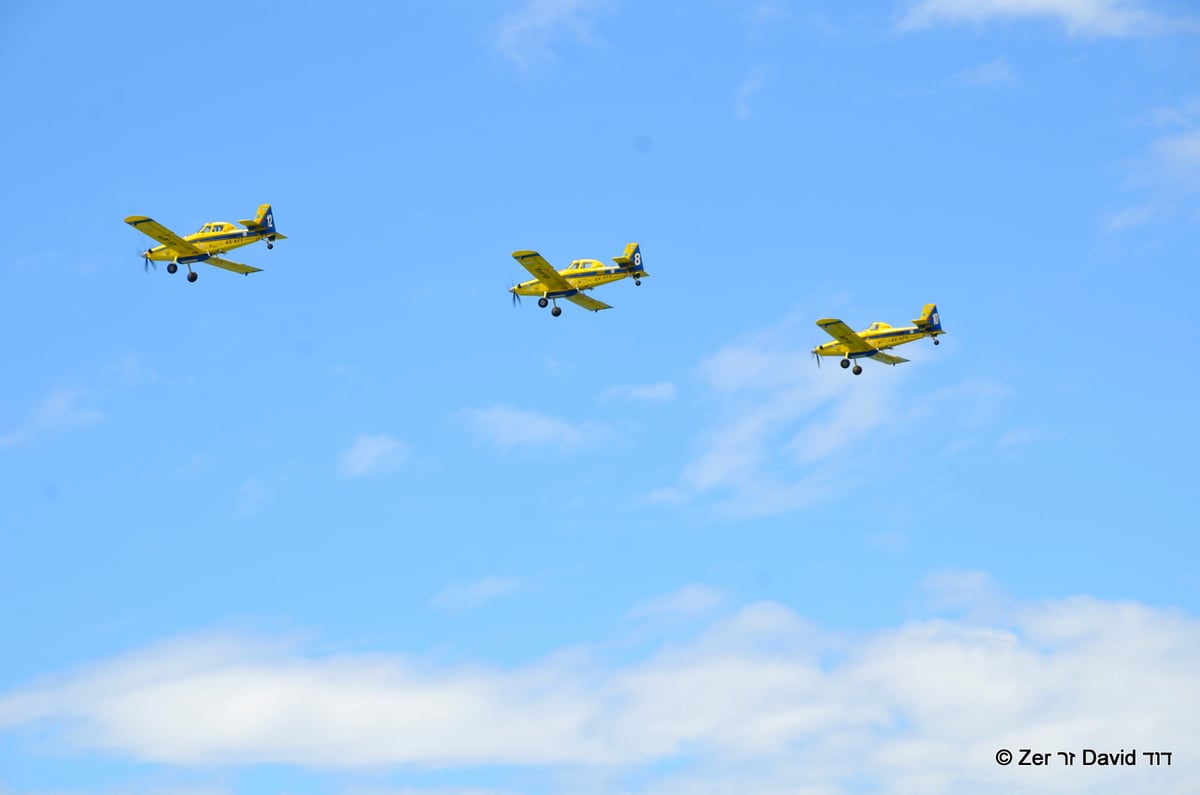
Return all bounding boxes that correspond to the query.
[512,250,573,292]
[124,216,201,255]
[870,352,909,365]
[205,256,262,275]
[566,293,612,312]
[816,319,874,353]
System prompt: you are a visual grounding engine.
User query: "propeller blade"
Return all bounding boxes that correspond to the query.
[510,285,521,307]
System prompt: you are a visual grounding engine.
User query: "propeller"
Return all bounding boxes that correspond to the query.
[140,250,155,273]
[510,284,521,307]
[812,350,821,369]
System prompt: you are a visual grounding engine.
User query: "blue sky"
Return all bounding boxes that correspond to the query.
[1,1,1199,793]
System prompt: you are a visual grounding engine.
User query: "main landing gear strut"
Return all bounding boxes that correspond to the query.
[166,260,198,282]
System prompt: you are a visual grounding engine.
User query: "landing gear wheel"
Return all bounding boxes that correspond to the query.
[267,242,274,250]
[635,279,641,286]
[167,263,178,274]
[852,365,863,375]
[933,338,940,345]
[840,358,851,369]
[538,297,549,308]
[187,271,198,283]
[551,306,562,317]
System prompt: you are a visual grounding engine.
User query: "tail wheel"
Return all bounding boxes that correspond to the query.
[635,278,641,286]
[933,337,940,345]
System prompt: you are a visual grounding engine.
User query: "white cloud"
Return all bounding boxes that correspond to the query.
[461,404,603,452]
[735,66,771,120]
[601,382,677,402]
[431,577,523,612]
[920,569,1013,619]
[0,356,157,448]
[954,56,1017,86]
[629,584,729,621]
[897,0,1179,37]
[235,477,271,519]
[1102,205,1154,232]
[660,329,916,517]
[0,387,106,448]
[1150,128,1200,190]
[2,589,1198,793]
[338,433,407,478]
[493,0,610,70]
[996,426,1046,449]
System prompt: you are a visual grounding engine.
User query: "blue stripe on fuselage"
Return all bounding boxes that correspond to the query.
[191,231,258,245]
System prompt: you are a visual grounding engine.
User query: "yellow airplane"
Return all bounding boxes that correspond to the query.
[124,204,285,282]
[812,304,944,375]
[509,242,647,316]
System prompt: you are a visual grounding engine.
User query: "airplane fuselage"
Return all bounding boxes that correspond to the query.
[144,225,275,264]
[814,323,941,358]
[512,259,644,299]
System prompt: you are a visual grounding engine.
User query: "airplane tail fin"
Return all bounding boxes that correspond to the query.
[240,204,281,236]
[256,204,277,234]
[613,242,646,275]
[912,303,942,332]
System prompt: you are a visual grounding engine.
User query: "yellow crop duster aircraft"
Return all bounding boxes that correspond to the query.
[509,242,647,316]
[812,304,944,375]
[124,204,285,282]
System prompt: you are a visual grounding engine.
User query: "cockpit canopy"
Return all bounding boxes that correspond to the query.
[198,222,231,234]
[564,258,601,271]
[867,321,892,331]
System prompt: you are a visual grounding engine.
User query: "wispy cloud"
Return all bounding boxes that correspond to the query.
[953,56,1017,86]
[628,584,729,622]
[493,0,611,70]
[1150,128,1200,190]
[461,404,604,452]
[0,387,106,448]
[1115,101,1200,218]
[657,329,911,517]
[236,477,272,519]
[1,588,1197,793]
[735,66,771,120]
[897,0,1183,37]
[1102,204,1154,232]
[601,382,676,402]
[0,355,157,449]
[996,426,1047,449]
[431,577,523,612]
[338,433,407,478]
